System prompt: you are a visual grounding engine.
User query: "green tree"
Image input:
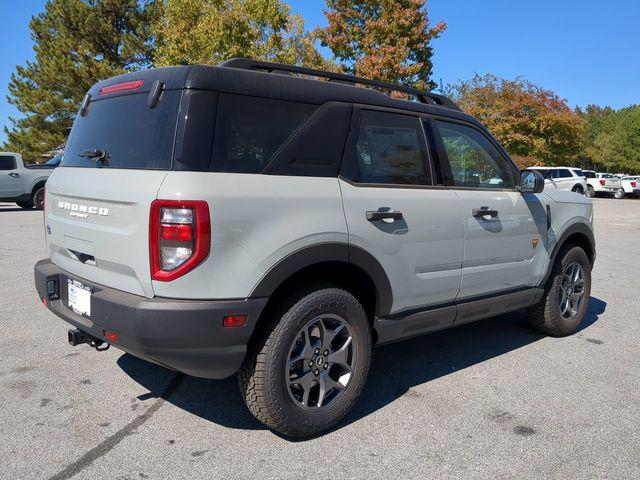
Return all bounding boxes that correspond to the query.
[153,0,329,68]
[448,74,584,166]
[317,0,446,90]
[3,0,156,161]
[579,105,640,174]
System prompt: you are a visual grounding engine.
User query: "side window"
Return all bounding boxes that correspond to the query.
[435,120,515,189]
[211,94,315,173]
[348,110,432,185]
[559,169,572,178]
[0,155,17,170]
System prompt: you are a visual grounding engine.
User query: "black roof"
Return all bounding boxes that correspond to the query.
[89,59,480,127]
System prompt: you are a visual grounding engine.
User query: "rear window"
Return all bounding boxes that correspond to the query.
[63,91,181,170]
[211,94,315,173]
[583,171,596,178]
[573,169,584,177]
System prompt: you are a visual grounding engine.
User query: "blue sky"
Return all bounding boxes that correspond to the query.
[1,0,639,144]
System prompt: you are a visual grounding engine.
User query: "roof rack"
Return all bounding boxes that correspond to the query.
[218,58,461,111]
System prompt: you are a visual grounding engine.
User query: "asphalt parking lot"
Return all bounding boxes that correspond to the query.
[1,198,638,480]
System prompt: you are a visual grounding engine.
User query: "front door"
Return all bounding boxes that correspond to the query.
[429,119,548,300]
[340,108,464,316]
[0,155,23,198]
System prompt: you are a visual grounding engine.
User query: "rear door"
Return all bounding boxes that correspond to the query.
[45,87,183,297]
[0,155,23,198]
[557,168,575,190]
[340,107,464,316]
[429,119,548,300]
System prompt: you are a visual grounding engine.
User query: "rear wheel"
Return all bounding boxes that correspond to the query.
[613,188,625,199]
[528,245,591,336]
[16,200,33,209]
[238,287,372,438]
[586,185,595,198]
[571,185,584,195]
[32,186,45,210]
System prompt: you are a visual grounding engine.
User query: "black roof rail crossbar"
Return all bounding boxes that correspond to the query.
[218,58,461,111]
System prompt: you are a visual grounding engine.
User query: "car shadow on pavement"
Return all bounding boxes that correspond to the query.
[117,296,606,439]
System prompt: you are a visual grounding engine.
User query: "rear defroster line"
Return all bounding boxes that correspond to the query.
[47,373,185,480]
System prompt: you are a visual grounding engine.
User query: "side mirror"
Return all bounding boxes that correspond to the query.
[519,169,545,193]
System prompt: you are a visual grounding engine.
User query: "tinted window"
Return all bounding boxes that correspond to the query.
[559,169,572,178]
[583,171,596,178]
[348,110,431,185]
[211,94,315,173]
[534,169,555,179]
[573,169,584,177]
[264,102,352,177]
[0,155,16,170]
[435,121,514,189]
[63,91,181,169]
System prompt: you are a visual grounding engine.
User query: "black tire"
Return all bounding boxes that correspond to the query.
[528,245,591,336]
[571,185,584,195]
[16,200,34,209]
[32,186,45,210]
[238,287,372,438]
[586,185,595,198]
[613,188,625,199]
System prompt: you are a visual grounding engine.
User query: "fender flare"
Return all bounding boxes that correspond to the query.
[29,176,48,194]
[249,242,393,316]
[541,222,595,285]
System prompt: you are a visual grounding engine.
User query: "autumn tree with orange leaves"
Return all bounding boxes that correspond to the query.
[448,74,584,167]
[317,0,446,91]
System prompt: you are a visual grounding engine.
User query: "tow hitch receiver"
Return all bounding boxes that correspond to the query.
[67,328,110,351]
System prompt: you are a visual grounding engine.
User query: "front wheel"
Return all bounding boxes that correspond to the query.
[528,245,591,336]
[238,287,372,438]
[571,185,584,195]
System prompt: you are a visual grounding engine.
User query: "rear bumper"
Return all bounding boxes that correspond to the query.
[34,259,267,379]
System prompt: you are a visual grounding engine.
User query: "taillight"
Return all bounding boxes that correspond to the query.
[599,179,606,186]
[149,200,210,281]
[42,186,46,235]
[631,181,637,188]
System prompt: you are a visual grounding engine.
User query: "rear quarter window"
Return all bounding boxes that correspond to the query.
[211,94,315,174]
[63,91,181,170]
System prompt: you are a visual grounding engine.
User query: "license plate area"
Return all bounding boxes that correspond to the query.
[67,278,92,317]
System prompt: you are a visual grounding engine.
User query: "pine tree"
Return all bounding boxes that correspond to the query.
[3,0,157,161]
[317,0,446,90]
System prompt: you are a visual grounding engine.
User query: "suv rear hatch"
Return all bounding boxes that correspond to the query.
[45,71,185,297]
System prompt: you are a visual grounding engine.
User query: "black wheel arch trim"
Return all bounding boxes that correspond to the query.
[541,222,595,285]
[249,242,393,316]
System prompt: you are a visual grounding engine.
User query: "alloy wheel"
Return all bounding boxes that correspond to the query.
[285,314,355,410]
[558,262,586,320]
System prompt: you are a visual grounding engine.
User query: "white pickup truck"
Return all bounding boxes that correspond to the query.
[583,170,624,199]
[0,152,57,209]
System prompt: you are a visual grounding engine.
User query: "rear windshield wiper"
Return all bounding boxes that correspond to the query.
[79,149,110,167]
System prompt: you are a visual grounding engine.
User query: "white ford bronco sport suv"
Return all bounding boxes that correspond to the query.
[35,59,595,437]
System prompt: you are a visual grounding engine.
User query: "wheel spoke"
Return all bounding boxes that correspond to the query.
[289,370,316,407]
[322,324,345,350]
[289,327,314,364]
[327,336,352,368]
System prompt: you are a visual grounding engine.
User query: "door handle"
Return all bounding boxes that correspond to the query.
[472,206,498,218]
[8,172,20,178]
[366,210,403,222]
